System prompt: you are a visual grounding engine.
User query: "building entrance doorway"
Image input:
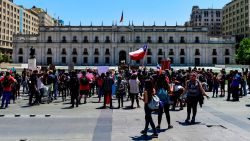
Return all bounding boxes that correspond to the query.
[195,58,200,66]
[119,50,126,64]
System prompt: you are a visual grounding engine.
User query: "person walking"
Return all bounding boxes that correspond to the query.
[155,73,173,130]
[140,79,158,138]
[0,71,16,109]
[182,73,209,124]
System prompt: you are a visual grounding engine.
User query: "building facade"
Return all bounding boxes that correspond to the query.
[222,0,250,38]
[30,7,55,26]
[189,6,222,35]
[13,25,236,66]
[0,0,39,54]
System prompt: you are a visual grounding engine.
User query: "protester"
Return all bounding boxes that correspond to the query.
[128,74,140,108]
[140,78,158,138]
[69,71,80,108]
[116,75,126,108]
[102,71,114,109]
[0,71,16,109]
[182,73,209,124]
[155,73,173,130]
[79,71,90,104]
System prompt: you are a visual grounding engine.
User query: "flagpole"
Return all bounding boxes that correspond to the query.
[142,43,149,69]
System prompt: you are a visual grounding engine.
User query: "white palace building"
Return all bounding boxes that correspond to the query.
[12,25,236,66]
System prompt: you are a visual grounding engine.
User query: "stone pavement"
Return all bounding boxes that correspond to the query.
[0,92,250,141]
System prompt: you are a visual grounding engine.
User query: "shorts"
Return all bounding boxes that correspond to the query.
[80,90,89,96]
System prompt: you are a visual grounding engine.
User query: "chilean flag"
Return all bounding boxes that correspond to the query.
[129,44,148,60]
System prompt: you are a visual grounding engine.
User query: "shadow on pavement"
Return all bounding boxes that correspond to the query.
[62,102,71,105]
[61,106,73,109]
[177,121,201,126]
[245,104,250,107]
[130,135,153,141]
[21,105,31,108]
[122,106,135,110]
[92,101,102,103]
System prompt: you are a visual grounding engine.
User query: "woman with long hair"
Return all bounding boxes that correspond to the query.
[140,79,158,138]
[155,73,173,130]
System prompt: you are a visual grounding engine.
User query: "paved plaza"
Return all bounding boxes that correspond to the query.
[0,91,250,141]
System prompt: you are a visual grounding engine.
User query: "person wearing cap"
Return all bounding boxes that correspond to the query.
[0,71,16,109]
[182,73,209,124]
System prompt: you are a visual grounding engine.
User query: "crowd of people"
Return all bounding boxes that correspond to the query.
[0,67,250,138]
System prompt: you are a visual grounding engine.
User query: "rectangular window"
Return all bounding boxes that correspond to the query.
[147,57,152,64]
[212,57,217,64]
[169,57,174,64]
[105,57,110,64]
[158,57,162,63]
[18,56,23,63]
[225,57,230,64]
[62,57,66,64]
[72,57,77,64]
[83,57,88,64]
[47,57,52,65]
[94,57,99,64]
[180,57,185,64]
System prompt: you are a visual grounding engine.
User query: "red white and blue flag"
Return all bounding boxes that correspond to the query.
[129,44,148,60]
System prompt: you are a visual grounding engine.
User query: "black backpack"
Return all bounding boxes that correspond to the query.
[2,76,10,87]
[70,77,79,89]
[81,77,89,85]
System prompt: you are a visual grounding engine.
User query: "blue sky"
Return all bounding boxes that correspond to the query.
[15,0,231,26]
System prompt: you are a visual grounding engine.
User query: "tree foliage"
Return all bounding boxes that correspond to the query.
[0,52,11,63]
[236,38,250,64]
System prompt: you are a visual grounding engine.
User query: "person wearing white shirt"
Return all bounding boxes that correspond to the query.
[128,74,140,108]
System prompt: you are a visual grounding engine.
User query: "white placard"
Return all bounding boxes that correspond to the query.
[28,58,36,70]
[97,66,109,75]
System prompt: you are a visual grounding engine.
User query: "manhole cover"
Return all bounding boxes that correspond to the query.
[206,125,227,129]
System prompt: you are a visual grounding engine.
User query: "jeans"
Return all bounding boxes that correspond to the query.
[212,85,219,97]
[241,81,247,96]
[158,102,171,126]
[144,104,157,134]
[1,91,12,108]
[186,96,199,121]
[130,93,140,108]
[117,92,124,108]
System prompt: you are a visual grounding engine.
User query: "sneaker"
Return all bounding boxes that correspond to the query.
[191,119,195,124]
[140,130,147,135]
[151,133,158,138]
[168,125,173,129]
[156,125,160,130]
[185,119,190,124]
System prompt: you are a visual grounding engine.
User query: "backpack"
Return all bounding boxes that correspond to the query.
[156,88,169,104]
[148,95,160,110]
[70,77,79,88]
[2,76,11,87]
[81,77,89,85]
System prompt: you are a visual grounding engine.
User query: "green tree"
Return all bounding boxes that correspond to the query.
[236,38,250,64]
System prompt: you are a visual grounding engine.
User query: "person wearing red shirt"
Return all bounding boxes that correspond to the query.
[0,71,16,109]
[79,71,90,104]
